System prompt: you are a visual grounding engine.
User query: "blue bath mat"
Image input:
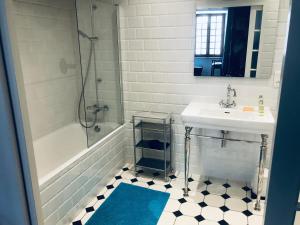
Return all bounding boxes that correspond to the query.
[85,182,170,225]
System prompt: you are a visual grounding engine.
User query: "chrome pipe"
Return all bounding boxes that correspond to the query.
[184,126,192,196]
[221,130,229,148]
[191,133,261,144]
[255,134,268,211]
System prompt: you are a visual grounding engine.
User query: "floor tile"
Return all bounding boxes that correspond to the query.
[224,210,248,225]
[80,213,92,224]
[201,206,223,221]
[173,210,183,217]
[248,215,263,225]
[122,170,136,180]
[225,198,247,211]
[191,173,203,181]
[149,184,166,192]
[104,189,113,198]
[199,201,208,208]
[219,205,230,213]
[136,173,154,183]
[133,181,148,188]
[188,180,203,191]
[71,166,266,225]
[248,202,265,216]
[170,178,185,190]
[194,182,207,192]
[157,211,176,225]
[174,215,198,225]
[93,199,104,210]
[174,171,185,179]
[73,209,86,222]
[84,201,95,212]
[218,219,230,225]
[185,191,204,204]
[195,214,205,222]
[207,183,227,195]
[167,187,184,200]
[180,202,202,217]
[242,209,253,217]
[153,177,170,185]
[204,194,225,207]
[72,221,82,225]
[199,220,219,225]
[226,186,247,199]
[164,199,181,212]
[178,198,187,204]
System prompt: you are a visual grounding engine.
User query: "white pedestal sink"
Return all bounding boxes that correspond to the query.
[181,102,275,211]
[181,102,275,134]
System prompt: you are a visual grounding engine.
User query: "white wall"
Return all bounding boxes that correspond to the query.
[272,0,290,86]
[12,0,81,140]
[119,0,288,182]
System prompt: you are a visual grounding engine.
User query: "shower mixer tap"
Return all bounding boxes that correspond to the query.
[87,104,109,113]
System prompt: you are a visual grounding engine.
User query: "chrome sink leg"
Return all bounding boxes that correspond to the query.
[255,134,268,211]
[184,126,192,196]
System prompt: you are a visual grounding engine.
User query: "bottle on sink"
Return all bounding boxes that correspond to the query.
[258,95,264,115]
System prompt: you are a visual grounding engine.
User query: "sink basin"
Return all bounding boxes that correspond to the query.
[181,102,275,134]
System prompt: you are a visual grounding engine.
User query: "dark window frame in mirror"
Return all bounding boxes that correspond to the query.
[194,6,261,78]
[249,9,263,78]
[195,12,226,57]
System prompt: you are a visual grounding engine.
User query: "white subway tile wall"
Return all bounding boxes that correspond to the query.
[119,0,288,181]
[12,0,82,140]
[272,0,290,82]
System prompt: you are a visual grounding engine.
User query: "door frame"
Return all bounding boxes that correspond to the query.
[0,1,43,224]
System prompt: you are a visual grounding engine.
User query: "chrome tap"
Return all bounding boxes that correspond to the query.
[219,84,237,108]
[86,104,109,114]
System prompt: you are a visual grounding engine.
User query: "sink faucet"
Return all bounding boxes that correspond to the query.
[219,84,237,108]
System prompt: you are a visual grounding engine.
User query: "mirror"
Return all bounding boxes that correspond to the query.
[194,5,264,78]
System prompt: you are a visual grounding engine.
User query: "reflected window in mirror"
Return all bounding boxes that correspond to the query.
[195,11,226,57]
[194,6,263,78]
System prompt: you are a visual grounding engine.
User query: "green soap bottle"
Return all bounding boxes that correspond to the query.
[258,95,264,115]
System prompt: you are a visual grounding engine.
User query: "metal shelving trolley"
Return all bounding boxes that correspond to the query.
[132,111,172,181]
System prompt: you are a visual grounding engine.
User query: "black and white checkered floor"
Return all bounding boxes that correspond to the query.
[72,164,265,225]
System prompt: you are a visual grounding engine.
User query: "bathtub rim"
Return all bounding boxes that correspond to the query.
[39,124,125,191]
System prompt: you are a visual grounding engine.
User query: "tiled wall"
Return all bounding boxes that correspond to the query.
[119,0,287,182]
[272,0,290,84]
[39,126,126,225]
[12,0,82,140]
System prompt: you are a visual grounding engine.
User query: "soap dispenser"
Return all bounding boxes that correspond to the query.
[258,95,264,115]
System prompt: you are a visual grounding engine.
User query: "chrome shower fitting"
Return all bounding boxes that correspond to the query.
[94,125,101,132]
[86,104,109,114]
[92,4,98,10]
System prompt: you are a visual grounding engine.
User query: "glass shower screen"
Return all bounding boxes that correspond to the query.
[76,0,123,147]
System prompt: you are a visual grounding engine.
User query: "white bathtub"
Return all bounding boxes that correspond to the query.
[34,122,120,186]
[35,122,125,225]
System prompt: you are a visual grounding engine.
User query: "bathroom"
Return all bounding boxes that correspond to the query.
[0,0,299,225]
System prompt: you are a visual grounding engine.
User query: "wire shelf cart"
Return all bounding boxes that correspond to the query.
[132,111,173,181]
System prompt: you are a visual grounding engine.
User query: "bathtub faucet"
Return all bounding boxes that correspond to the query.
[86,104,109,114]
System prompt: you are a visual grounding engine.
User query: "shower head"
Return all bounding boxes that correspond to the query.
[78,30,99,41]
